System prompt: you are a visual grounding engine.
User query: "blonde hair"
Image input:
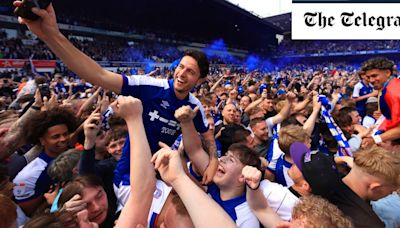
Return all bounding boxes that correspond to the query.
[278,125,307,155]
[292,195,354,228]
[275,100,286,113]
[354,146,400,186]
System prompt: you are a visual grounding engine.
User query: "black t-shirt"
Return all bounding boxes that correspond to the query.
[325,180,385,227]
[254,140,271,158]
[264,110,277,119]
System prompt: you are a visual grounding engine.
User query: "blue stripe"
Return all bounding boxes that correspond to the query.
[149,212,158,228]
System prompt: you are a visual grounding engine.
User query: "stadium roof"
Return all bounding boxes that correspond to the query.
[264,13,291,34]
[49,0,283,53]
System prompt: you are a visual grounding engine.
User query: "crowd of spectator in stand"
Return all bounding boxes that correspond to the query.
[275,40,400,56]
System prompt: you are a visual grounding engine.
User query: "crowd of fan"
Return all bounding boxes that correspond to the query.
[275,39,400,56]
[0,31,237,65]
[0,52,399,227]
[1,1,400,226]
[0,32,181,63]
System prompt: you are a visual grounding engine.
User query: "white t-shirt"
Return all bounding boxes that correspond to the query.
[260,179,299,221]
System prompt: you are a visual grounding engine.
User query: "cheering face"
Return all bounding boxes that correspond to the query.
[222,103,237,124]
[106,137,125,161]
[239,96,251,109]
[40,124,69,156]
[252,121,269,142]
[365,69,391,90]
[82,186,108,225]
[262,99,274,112]
[173,56,202,97]
[213,151,245,188]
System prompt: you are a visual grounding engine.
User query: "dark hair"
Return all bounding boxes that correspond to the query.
[338,106,357,117]
[218,124,251,156]
[108,116,126,130]
[365,102,378,116]
[249,117,265,129]
[361,57,394,75]
[58,175,104,209]
[34,76,47,85]
[334,114,352,128]
[47,149,81,183]
[319,123,338,153]
[26,107,77,144]
[184,50,209,78]
[357,70,366,78]
[24,211,78,228]
[281,114,306,128]
[220,92,228,97]
[105,129,127,146]
[333,115,352,139]
[228,143,261,171]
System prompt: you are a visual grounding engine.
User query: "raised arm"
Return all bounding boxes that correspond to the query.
[114,96,156,227]
[174,106,209,176]
[0,89,42,161]
[242,166,283,228]
[271,92,296,125]
[209,76,224,93]
[245,90,267,114]
[81,112,101,175]
[292,93,312,113]
[353,90,378,102]
[13,2,123,93]
[302,94,321,136]
[152,149,236,228]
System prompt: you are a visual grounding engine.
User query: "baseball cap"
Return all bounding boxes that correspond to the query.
[366,97,378,104]
[277,89,286,96]
[290,142,341,198]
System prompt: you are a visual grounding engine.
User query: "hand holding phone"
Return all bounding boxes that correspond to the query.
[14,0,52,20]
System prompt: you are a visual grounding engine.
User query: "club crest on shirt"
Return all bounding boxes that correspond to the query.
[160,100,170,109]
[154,187,162,199]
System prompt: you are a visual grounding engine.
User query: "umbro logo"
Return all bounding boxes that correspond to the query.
[161,100,170,109]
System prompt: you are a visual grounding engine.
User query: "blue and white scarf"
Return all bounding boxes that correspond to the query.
[318,95,352,157]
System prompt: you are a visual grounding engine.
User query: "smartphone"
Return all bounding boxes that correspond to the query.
[14,0,52,21]
[38,83,50,98]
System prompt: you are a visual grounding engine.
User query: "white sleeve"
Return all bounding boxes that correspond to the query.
[348,134,362,153]
[13,170,37,201]
[362,116,376,128]
[235,203,260,228]
[266,118,274,137]
[260,180,299,221]
[352,83,362,98]
[267,139,284,171]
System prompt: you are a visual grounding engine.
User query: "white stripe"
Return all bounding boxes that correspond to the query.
[126,75,169,89]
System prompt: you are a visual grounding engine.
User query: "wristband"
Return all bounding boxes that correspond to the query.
[246,181,261,191]
[372,135,382,144]
[30,105,41,111]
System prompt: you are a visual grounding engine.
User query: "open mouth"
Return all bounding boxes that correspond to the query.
[177,78,185,84]
[216,165,225,176]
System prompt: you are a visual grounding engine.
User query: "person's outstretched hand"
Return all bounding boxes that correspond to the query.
[13,1,60,41]
[111,96,143,121]
[152,142,185,186]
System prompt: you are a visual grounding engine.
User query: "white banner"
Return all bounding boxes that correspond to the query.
[292,3,400,40]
